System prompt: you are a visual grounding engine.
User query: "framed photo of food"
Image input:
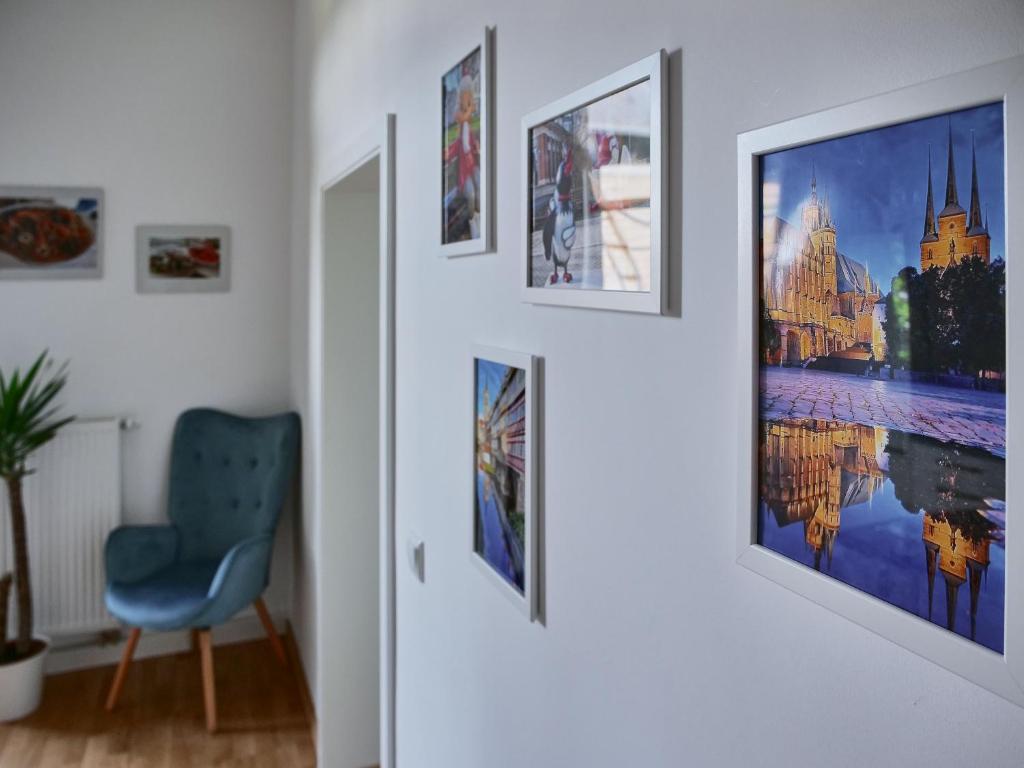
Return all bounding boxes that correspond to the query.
[136,225,230,293]
[472,345,538,619]
[521,50,666,313]
[736,56,1024,705]
[0,186,103,279]
[440,28,492,258]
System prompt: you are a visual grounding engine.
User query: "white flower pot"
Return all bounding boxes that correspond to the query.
[0,636,49,722]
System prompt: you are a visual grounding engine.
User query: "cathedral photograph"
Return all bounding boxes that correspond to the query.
[756,102,1008,652]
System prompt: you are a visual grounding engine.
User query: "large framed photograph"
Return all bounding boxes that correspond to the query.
[136,225,230,293]
[521,50,666,313]
[472,346,538,619]
[0,185,103,279]
[441,28,492,258]
[737,56,1024,705]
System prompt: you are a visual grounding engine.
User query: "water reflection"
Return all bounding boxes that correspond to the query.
[758,418,1005,653]
[474,360,527,593]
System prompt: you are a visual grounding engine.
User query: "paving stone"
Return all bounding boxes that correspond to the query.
[759,367,1005,456]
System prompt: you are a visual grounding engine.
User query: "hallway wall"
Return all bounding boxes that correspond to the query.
[290,1,1024,765]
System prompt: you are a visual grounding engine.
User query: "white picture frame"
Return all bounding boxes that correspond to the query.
[0,185,104,280]
[471,345,538,620]
[440,27,493,258]
[521,49,666,314]
[136,224,231,294]
[736,55,1024,705]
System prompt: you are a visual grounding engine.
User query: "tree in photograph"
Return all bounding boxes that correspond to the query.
[884,257,1005,377]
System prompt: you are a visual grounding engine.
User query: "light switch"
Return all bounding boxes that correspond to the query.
[408,537,425,582]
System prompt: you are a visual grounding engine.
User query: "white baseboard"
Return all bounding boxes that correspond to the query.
[44,606,288,675]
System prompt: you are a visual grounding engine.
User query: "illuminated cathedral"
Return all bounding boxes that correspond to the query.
[762,171,883,365]
[920,124,991,271]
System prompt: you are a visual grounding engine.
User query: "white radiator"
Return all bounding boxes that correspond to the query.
[0,418,122,636]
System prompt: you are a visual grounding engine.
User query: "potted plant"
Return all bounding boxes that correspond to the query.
[0,352,73,722]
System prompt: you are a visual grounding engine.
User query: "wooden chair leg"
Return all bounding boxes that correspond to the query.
[254,597,287,666]
[198,629,217,733]
[105,627,141,711]
[190,628,200,654]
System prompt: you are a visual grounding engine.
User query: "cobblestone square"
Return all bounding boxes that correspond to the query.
[760,367,1006,456]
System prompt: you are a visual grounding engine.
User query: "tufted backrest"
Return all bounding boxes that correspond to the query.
[168,408,301,562]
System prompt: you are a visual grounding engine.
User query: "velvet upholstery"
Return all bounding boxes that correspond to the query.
[104,409,300,631]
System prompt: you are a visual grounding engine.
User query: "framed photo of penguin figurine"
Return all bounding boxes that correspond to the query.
[736,56,1024,706]
[521,50,666,314]
[441,28,493,258]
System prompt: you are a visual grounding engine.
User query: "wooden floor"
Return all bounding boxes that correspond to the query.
[0,638,315,767]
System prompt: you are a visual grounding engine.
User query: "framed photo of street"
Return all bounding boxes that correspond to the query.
[440,27,493,258]
[471,345,538,620]
[736,56,1024,705]
[521,50,666,313]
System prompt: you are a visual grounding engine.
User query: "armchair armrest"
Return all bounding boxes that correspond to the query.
[105,525,179,584]
[192,534,274,627]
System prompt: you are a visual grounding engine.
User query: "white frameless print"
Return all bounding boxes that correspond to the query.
[522,50,666,314]
[136,225,230,294]
[736,55,1024,707]
[0,186,103,279]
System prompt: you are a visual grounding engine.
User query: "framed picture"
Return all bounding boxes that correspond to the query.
[136,225,230,293]
[0,185,103,279]
[472,346,538,619]
[521,50,666,313]
[737,56,1023,705]
[440,28,492,257]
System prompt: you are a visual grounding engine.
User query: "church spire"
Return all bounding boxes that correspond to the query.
[968,131,985,233]
[940,120,964,216]
[810,161,818,204]
[922,145,938,243]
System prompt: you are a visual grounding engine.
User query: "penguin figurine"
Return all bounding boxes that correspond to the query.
[542,147,576,284]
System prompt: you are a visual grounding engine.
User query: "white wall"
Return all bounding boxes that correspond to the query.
[293,0,1024,765]
[0,0,296,617]
[321,161,381,767]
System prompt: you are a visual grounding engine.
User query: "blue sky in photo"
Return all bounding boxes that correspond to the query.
[761,102,1005,293]
[476,358,509,415]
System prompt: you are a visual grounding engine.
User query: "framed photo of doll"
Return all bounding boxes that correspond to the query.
[440,28,493,258]
[521,50,666,313]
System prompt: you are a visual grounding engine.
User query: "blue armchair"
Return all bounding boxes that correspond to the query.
[102,408,300,732]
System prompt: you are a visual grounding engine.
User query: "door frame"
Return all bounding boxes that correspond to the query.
[311,114,397,768]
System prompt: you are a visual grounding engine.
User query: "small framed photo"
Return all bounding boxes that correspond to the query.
[737,56,1023,705]
[522,50,666,313]
[472,346,538,619]
[136,225,230,293]
[0,186,103,279]
[440,28,493,257]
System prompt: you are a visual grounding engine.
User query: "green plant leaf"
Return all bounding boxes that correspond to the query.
[0,352,74,480]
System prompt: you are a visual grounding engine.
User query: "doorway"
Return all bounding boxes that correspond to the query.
[315,116,396,768]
